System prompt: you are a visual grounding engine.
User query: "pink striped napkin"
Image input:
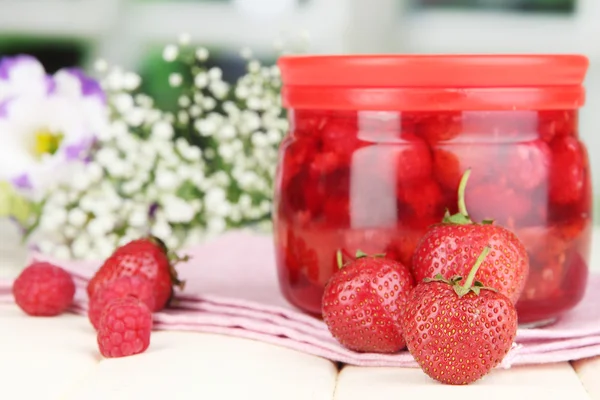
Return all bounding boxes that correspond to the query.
[1,230,599,368]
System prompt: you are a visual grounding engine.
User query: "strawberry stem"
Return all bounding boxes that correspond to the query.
[442,169,474,225]
[457,168,471,217]
[336,250,344,269]
[454,246,490,297]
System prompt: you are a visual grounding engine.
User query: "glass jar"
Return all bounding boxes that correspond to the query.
[274,55,591,326]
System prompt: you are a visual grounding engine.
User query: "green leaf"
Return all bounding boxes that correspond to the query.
[355,250,368,259]
[0,181,34,225]
[176,180,202,201]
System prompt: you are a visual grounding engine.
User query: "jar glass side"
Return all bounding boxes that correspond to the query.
[272,109,592,323]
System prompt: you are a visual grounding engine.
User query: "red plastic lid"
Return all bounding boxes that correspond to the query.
[278,54,589,111]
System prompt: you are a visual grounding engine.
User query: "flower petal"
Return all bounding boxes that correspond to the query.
[53,67,106,104]
[0,55,49,102]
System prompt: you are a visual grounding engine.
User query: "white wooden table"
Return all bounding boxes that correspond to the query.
[0,220,599,400]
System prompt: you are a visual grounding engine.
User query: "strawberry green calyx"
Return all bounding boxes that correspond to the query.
[424,246,496,297]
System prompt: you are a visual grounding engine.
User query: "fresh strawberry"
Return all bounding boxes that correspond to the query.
[87,237,185,312]
[322,251,415,353]
[412,169,530,304]
[401,247,518,385]
[12,262,75,316]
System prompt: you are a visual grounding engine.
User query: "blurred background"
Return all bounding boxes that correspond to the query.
[0,0,598,198]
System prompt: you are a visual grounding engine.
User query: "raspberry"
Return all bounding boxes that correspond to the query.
[88,276,156,330]
[97,296,152,358]
[12,262,75,316]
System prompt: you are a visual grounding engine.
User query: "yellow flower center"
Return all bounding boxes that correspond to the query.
[34,129,63,158]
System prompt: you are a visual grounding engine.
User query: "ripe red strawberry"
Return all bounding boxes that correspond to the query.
[322,251,415,353]
[401,247,518,385]
[88,276,156,330]
[87,237,185,312]
[97,296,152,358]
[412,169,529,303]
[12,262,75,316]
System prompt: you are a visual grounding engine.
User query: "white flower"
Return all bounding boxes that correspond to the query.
[162,45,179,62]
[178,33,191,45]
[194,73,209,89]
[169,73,183,87]
[151,121,174,140]
[195,47,209,61]
[0,56,108,195]
[151,217,173,239]
[162,195,196,223]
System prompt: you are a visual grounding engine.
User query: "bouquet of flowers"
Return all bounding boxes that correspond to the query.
[0,36,300,261]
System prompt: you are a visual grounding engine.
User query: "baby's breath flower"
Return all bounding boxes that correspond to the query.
[25,39,294,260]
[169,73,183,87]
[195,47,209,61]
[163,44,179,62]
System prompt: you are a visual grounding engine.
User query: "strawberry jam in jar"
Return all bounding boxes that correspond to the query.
[274,55,591,326]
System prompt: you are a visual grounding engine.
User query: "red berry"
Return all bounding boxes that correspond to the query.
[464,183,532,229]
[395,135,432,184]
[87,237,185,312]
[412,111,462,143]
[319,112,363,159]
[397,178,444,226]
[322,252,415,353]
[549,136,586,205]
[12,262,75,316]
[506,140,551,190]
[538,110,577,142]
[88,276,156,330]
[385,229,424,268]
[401,247,518,385]
[432,145,498,190]
[284,230,320,285]
[412,170,530,304]
[97,296,152,358]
